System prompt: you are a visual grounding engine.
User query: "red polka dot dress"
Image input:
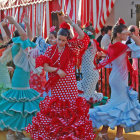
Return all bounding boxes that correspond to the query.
[29,70,46,97]
[26,34,96,140]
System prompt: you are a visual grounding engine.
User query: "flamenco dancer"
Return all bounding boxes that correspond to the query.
[26,15,96,140]
[0,16,43,140]
[89,18,140,140]
[0,20,11,95]
[77,22,108,107]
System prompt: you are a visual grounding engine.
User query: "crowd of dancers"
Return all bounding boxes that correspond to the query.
[0,13,140,140]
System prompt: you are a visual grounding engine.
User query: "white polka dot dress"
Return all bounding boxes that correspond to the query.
[78,40,103,102]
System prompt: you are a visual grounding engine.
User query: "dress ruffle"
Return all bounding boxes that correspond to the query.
[77,81,103,102]
[89,88,140,132]
[26,96,96,140]
[0,88,43,132]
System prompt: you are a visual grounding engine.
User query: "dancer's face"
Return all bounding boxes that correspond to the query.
[48,33,57,45]
[57,35,67,47]
[118,28,128,41]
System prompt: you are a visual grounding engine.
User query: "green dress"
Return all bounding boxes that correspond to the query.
[0,62,11,94]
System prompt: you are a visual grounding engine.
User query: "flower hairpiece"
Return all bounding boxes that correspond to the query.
[118,18,125,25]
[50,26,56,32]
[60,22,70,30]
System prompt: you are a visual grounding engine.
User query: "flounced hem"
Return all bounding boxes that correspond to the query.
[0,97,43,117]
[89,99,140,129]
[78,92,103,102]
[25,96,96,140]
[1,89,41,102]
[125,122,140,133]
[0,113,36,132]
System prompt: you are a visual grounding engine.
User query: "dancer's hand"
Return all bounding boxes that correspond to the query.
[6,16,15,24]
[57,69,66,78]
[97,51,103,57]
[1,19,7,26]
[8,66,14,72]
[37,22,41,36]
[63,14,73,25]
[76,20,81,27]
[23,14,29,25]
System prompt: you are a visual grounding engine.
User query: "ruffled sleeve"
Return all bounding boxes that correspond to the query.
[36,55,52,68]
[12,36,36,50]
[68,33,90,54]
[35,46,53,68]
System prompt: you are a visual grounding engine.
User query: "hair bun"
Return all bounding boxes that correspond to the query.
[60,22,70,30]
[118,18,125,25]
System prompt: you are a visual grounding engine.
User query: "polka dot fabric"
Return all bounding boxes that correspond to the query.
[29,70,46,97]
[25,96,96,140]
[78,42,103,102]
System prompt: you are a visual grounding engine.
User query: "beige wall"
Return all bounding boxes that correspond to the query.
[96,0,140,38]
[106,0,140,26]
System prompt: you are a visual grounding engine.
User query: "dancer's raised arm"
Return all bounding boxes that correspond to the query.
[63,14,84,39]
[6,16,27,40]
[0,20,8,43]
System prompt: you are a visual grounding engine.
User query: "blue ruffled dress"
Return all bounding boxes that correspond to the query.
[89,42,140,133]
[0,37,43,132]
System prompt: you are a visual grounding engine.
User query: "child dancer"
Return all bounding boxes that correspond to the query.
[89,18,140,140]
[26,15,96,140]
[0,16,43,140]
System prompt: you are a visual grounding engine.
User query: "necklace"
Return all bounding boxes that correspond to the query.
[51,45,65,66]
[57,45,65,52]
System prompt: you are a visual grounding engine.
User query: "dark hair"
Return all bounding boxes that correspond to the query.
[13,30,20,38]
[50,31,57,38]
[101,26,106,33]
[112,24,127,40]
[0,34,3,41]
[32,36,37,43]
[13,23,25,38]
[129,27,135,33]
[105,26,113,33]
[57,28,70,39]
[85,26,95,35]
[0,39,13,49]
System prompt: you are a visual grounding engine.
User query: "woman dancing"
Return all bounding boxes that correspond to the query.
[89,18,140,140]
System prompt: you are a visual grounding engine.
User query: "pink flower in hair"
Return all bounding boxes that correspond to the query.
[50,26,56,32]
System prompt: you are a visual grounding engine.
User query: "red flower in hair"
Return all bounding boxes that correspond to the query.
[60,22,70,30]
[118,18,125,25]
